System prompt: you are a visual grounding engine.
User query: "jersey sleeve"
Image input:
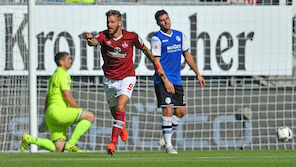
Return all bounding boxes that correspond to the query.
[182,32,190,52]
[133,33,144,49]
[94,32,104,44]
[60,75,71,91]
[151,36,162,57]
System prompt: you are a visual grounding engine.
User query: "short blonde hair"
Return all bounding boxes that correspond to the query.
[106,10,122,21]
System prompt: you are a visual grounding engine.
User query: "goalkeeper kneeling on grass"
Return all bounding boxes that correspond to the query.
[21,52,94,153]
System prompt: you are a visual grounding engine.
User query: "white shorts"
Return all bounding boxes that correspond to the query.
[103,76,136,107]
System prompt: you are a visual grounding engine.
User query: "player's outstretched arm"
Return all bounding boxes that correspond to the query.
[85,32,98,46]
[183,51,205,87]
[141,45,175,93]
[140,45,157,65]
[63,90,80,108]
[141,45,165,77]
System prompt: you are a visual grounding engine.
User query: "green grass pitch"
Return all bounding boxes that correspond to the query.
[0,150,295,167]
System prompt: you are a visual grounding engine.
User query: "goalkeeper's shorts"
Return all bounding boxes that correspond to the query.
[45,105,82,142]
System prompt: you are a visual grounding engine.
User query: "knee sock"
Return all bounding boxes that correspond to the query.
[111,112,125,145]
[172,115,181,135]
[67,119,92,146]
[29,136,56,152]
[162,116,173,149]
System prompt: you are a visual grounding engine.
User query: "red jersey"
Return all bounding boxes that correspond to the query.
[95,30,144,80]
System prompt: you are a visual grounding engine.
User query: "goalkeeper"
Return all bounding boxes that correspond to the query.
[151,10,205,154]
[21,52,94,152]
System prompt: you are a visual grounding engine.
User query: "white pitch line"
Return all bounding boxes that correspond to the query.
[1,155,296,162]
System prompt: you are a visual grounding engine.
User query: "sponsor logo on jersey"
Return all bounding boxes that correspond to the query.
[162,39,169,43]
[107,47,127,58]
[167,44,181,53]
[107,51,127,58]
[114,47,121,53]
[107,41,112,45]
[122,41,129,48]
[176,36,181,42]
[67,81,71,88]
[153,44,158,50]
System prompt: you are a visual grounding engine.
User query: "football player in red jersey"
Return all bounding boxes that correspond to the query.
[85,10,167,156]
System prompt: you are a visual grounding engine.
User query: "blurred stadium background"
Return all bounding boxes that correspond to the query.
[0,0,295,153]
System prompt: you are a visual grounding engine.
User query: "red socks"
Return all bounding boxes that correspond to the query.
[111,112,125,144]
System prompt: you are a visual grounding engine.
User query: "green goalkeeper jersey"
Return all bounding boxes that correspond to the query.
[47,67,71,108]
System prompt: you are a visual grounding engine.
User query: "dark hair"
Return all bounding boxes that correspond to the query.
[106,10,122,21]
[54,52,69,66]
[155,10,168,23]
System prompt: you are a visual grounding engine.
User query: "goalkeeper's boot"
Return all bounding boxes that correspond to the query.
[64,144,85,152]
[107,143,116,156]
[120,118,128,142]
[21,133,31,152]
[166,147,178,154]
[158,137,165,148]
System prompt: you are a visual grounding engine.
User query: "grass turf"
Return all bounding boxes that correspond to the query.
[0,150,295,167]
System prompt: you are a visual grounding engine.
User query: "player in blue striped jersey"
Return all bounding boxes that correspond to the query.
[151,10,205,154]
